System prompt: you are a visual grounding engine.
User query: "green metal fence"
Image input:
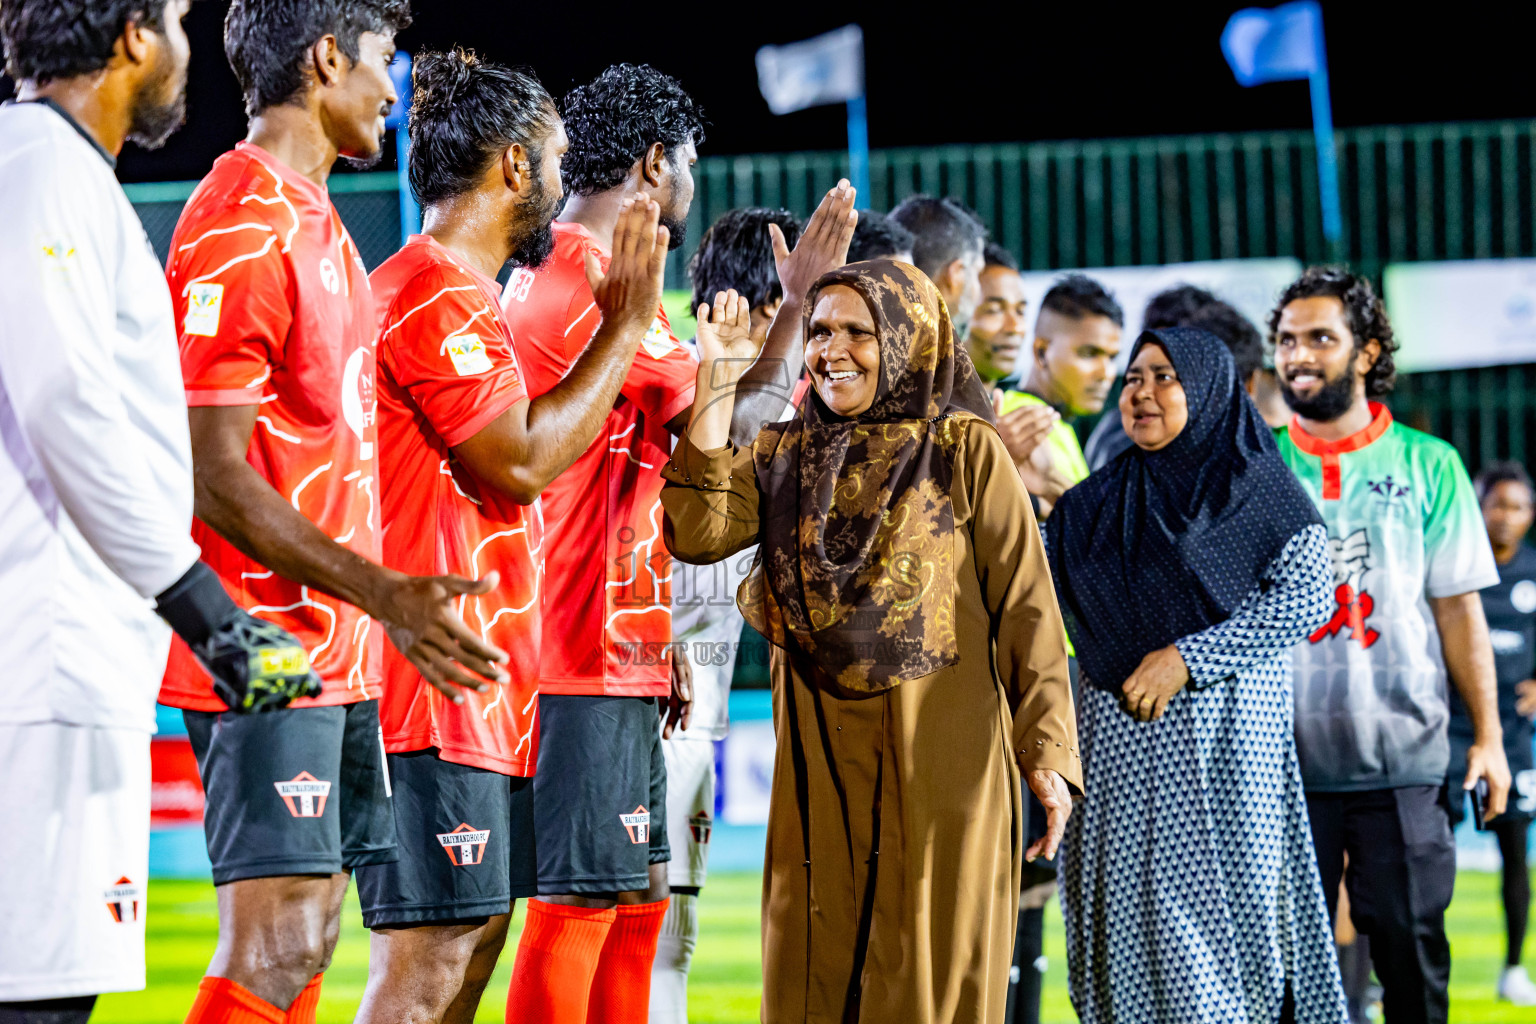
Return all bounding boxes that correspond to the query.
[126,118,1536,472]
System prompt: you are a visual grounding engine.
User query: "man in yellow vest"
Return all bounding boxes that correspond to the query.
[997,274,1123,516]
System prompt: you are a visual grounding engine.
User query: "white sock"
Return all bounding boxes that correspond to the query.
[648,891,698,1024]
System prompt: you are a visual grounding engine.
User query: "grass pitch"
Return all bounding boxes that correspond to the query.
[96,870,1528,1022]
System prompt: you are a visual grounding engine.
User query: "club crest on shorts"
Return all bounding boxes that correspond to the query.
[104,876,142,923]
[620,805,651,844]
[274,771,332,818]
[689,810,712,845]
[437,823,492,866]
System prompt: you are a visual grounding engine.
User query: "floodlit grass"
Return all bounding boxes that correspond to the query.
[96,870,1528,1023]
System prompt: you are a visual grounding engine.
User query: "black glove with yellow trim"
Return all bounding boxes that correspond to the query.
[155,562,322,712]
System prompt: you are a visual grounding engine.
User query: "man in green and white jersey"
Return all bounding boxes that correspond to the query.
[1271,267,1511,1024]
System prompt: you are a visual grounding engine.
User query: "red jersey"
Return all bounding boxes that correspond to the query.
[500,221,696,697]
[372,236,542,775]
[159,143,382,711]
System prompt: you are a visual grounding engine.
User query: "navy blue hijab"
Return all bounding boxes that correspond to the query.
[1046,327,1321,691]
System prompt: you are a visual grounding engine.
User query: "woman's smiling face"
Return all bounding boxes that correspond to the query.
[806,285,881,418]
[1119,341,1189,451]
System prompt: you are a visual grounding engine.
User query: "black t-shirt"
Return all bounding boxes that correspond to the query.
[1449,542,1536,768]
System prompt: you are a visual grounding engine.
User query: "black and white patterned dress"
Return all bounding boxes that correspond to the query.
[1060,524,1349,1023]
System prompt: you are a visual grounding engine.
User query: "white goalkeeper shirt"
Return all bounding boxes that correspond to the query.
[0,100,199,732]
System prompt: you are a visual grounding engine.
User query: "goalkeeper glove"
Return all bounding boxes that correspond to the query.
[155,562,322,712]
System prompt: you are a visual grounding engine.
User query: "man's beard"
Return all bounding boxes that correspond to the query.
[1279,365,1357,421]
[342,147,384,171]
[126,54,186,150]
[506,172,560,270]
[660,176,688,251]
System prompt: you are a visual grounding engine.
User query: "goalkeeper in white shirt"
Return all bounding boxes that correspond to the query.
[0,2,318,1020]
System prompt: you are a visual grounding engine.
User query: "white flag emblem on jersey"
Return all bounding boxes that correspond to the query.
[185,283,224,337]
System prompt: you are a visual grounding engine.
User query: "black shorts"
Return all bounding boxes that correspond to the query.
[355,750,538,928]
[533,695,669,895]
[184,700,396,885]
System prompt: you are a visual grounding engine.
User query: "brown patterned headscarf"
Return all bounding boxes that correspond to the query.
[738,259,995,694]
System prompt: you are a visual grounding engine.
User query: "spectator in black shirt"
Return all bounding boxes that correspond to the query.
[1450,461,1536,1005]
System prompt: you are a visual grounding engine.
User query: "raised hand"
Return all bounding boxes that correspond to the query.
[377,571,511,703]
[771,178,858,302]
[585,194,669,331]
[696,289,757,367]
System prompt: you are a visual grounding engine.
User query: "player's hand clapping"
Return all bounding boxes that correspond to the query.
[991,389,1059,465]
[373,571,510,704]
[584,193,669,332]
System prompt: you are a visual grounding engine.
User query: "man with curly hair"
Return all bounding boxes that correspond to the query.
[1271,266,1511,1024]
[497,63,704,1024]
[159,5,515,1024]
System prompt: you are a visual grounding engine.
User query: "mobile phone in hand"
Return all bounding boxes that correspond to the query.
[1471,778,1491,831]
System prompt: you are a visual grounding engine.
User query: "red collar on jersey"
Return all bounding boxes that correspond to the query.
[1287,401,1393,500]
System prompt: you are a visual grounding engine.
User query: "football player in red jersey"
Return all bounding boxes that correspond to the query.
[158,5,515,1024]
[356,50,673,1024]
[496,63,714,1024]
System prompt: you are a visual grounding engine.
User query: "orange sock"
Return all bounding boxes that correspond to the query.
[586,898,670,1023]
[185,977,286,1024]
[506,899,617,1024]
[283,973,323,1024]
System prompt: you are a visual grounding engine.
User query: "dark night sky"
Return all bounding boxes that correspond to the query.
[5,1,1534,183]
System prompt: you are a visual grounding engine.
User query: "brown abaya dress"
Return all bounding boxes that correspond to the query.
[661,418,1080,1023]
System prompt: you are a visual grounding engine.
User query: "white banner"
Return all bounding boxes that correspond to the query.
[1383,259,1536,372]
[755,25,864,116]
[1017,257,1304,369]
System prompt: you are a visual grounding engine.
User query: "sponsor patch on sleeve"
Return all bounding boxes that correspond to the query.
[640,318,678,360]
[184,283,224,337]
[445,333,495,376]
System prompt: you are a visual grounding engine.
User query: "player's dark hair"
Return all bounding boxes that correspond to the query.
[1144,284,1263,381]
[559,63,706,197]
[983,241,1019,272]
[407,49,557,207]
[1,0,168,82]
[1268,266,1398,398]
[847,210,915,264]
[1144,284,1218,331]
[887,195,986,279]
[1476,461,1535,503]
[224,0,412,116]
[688,208,801,312]
[1040,273,1124,328]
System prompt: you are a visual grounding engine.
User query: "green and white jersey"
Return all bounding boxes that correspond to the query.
[1277,403,1498,792]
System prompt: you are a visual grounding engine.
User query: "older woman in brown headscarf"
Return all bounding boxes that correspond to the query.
[661,259,1081,1023]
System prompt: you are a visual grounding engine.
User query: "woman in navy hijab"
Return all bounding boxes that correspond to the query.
[1048,327,1348,1023]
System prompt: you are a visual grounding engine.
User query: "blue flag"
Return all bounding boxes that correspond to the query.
[1221,0,1323,86]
